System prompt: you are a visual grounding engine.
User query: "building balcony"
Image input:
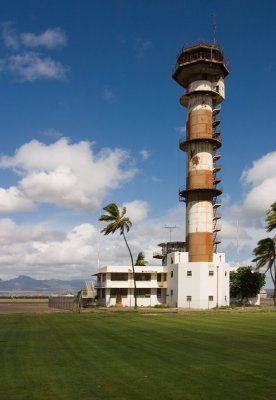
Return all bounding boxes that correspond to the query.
[213,177,222,185]
[213,224,221,232]
[153,251,164,259]
[212,118,220,127]
[213,162,221,173]
[213,213,221,220]
[213,152,221,160]
[213,105,221,115]
[179,185,223,200]
[213,236,221,245]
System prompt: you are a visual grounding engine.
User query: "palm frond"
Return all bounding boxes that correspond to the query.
[266,202,276,233]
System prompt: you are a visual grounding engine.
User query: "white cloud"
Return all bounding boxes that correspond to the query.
[101,86,115,101]
[0,205,183,280]
[7,52,69,81]
[43,128,64,139]
[0,187,34,212]
[0,220,97,279]
[139,149,150,161]
[134,38,152,59]
[0,22,69,82]
[21,28,67,49]
[122,200,149,223]
[1,21,19,49]
[218,151,276,269]
[0,138,138,211]
[230,151,276,226]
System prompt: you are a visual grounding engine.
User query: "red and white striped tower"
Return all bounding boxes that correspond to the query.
[173,44,229,262]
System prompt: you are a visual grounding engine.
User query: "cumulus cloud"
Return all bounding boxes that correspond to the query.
[21,28,67,49]
[7,52,69,81]
[0,204,183,280]
[230,151,276,226]
[0,22,69,81]
[0,138,137,212]
[122,200,149,223]
[0,187,34,212]
[0,220,98,279]
[1,21,19,49]
[219,151,276,268]
[139,149,150,161]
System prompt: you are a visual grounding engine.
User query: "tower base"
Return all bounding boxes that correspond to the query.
[166,252,230,309]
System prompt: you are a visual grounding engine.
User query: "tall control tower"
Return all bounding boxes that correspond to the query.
[173,43,229,263]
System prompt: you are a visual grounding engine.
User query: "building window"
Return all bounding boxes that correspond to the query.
[102,289,106,298]
[209,296,214,301]
[209,271,214,276]
[225,271,227,277]
[136,288,151,298]
[187,271,192,276]
[171,257,173,264]
[186,296,192,301]
[102,274,106,282]
[111,273,128,281]
[110,288,128,297]
[171,271,173,278]
[170,289,173,296]
[135,273,151,281]
[225,296,227,301]
[157,288,162,298]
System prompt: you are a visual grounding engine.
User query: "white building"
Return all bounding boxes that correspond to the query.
[94,241,230,309]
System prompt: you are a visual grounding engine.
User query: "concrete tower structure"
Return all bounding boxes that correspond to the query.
[172,43,229,262]
[93,43,231,310]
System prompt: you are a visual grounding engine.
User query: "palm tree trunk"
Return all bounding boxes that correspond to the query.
[269,260,276,307]
[122,232,137,310]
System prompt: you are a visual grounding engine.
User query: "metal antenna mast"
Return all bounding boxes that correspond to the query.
[163,225,178,242]
[213,13,217,45]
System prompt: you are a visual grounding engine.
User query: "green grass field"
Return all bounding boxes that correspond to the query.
[1,311,276,400]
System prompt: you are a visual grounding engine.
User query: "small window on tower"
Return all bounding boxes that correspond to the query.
[171,290,173,296]
[209,296,214,301]
[225,271,227,277]
[209,271,214,276]
[186,296,192,302]
[187,271,192,277]
[171,271,173,278]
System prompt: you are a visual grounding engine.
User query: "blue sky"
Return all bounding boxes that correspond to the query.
[0,0,275,282]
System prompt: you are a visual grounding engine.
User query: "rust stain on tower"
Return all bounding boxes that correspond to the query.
[173,43,229,262]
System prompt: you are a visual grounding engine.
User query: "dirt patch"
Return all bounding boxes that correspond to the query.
[0,301,60,314]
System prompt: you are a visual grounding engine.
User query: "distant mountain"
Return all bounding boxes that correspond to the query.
[0,275,85,293]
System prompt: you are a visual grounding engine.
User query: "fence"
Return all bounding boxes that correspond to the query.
[48,295,80,312]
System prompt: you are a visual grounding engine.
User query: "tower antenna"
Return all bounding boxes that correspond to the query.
[213,13,217,45]
[163,225,178,242]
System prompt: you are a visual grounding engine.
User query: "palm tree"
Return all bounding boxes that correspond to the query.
[99,203,137,309]
[253,238,276,305]
[266,202,276,234]
[135,251,148,266]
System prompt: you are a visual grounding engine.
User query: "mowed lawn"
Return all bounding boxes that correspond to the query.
[1,311,276,400]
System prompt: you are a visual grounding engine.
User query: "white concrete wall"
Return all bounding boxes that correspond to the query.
[95,254,230,309]
[187,200,213,234]
[167,252,230,309]
[188,95,212,112]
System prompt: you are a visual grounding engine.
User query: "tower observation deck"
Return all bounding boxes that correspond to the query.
[172,43,229,262]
